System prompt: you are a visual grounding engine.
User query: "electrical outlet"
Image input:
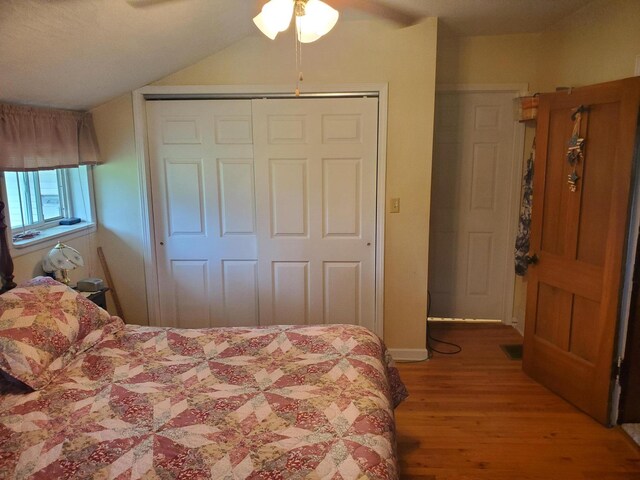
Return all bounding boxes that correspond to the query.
[390,198,400,213]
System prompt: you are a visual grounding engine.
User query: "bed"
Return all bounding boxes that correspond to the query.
[0,276,407,479]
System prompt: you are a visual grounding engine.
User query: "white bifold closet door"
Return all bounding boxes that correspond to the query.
[252,98,377,329]
[147,100,258,328]
[146,97,377,331]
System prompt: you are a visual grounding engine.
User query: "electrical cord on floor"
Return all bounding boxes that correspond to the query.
[426,291,462,358]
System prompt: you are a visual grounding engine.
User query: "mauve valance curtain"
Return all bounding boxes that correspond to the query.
[0,103,101,171]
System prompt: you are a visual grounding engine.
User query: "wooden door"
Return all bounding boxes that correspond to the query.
[251,97,378,331]
[147,100,259,328]
[429,91,519,321]
[523,78,640,425]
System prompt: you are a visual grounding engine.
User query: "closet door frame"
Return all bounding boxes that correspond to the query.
[132,84,389,338]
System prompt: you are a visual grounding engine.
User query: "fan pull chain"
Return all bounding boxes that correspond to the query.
[294,18,303,96]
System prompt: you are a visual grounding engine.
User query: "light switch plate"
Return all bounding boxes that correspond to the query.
[390,198,400,213]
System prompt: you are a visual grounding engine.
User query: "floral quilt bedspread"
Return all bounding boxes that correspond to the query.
[0,323,407,479]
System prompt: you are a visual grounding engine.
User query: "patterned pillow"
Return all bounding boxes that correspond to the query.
[0,276,122,389]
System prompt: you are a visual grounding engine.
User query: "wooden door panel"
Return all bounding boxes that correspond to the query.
[576,102,619,266]
[540,108,573,257]
[524,78,640,425]
[570,294,600,363]
[536,254,602,301]
[534,282,572,350]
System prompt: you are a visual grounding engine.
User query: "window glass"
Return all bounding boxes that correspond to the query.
[38,170,63,221]
[4,173,24,229]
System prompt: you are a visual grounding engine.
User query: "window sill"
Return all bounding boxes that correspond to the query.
[10,222,96,257]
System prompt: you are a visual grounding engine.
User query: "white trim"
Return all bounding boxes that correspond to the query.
[375,85,388,338]
[505,111,526,327]
[9,223,96,257]
[135,83,386,97]
[635,55,640,76]
[433,83,528,326]
[133,83,389,337]
[512,316,524,335]
[132,90,158,326]
[388,348,430,362]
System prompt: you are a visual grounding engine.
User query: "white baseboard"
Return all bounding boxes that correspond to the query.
[512,316,525,336]
[388,348,430,362]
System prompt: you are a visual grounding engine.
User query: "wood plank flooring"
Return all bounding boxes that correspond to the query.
[394,323,640,480]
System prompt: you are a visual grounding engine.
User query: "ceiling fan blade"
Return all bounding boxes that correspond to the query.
[327,0,422,26]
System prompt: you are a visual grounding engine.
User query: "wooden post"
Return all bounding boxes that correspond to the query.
[0,198,16,293]
[97,246,124,320]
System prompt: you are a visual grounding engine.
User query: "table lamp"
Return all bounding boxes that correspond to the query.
[42,242,84,286]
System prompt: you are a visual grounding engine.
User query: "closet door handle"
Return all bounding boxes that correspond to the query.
[525,253,539,265]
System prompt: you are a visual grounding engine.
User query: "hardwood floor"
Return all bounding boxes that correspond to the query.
[394,323,640,480]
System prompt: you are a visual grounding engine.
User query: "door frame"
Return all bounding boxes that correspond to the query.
[433,83,528,326]
[132,84,389,337]
[612,107,640,424]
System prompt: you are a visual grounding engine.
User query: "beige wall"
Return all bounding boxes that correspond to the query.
[92,95,149,325]
[437,0,640,92]
[537,0,640,92]
[437,32,541,88]
[91,19,438,350]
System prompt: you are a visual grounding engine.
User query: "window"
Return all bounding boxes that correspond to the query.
[5,170,66,229]
[2,166,95,248]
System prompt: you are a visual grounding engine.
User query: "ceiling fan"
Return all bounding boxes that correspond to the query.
[127,0,423,32]
[127,0,422,94]
[323,0,422,27]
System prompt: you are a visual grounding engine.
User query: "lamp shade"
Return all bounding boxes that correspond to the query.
[42,242,84,275]
[296,0,339,43]
[253,0,294,39]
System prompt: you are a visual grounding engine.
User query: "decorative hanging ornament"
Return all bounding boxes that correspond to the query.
[566,105,588,192]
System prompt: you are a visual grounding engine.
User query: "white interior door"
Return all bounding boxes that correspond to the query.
[252,97,378,330]
[429,91,518,321]
[147,100,259,328]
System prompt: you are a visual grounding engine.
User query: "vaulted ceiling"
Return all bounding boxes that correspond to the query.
[0,0,594,110]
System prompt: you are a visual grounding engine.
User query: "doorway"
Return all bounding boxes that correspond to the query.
[428,86,525,324]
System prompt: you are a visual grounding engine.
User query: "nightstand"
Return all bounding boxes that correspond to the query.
[77,288,109,310]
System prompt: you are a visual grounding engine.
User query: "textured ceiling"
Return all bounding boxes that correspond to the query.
[0,0,594,110]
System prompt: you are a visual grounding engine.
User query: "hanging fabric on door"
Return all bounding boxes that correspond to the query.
[515,140,535,276]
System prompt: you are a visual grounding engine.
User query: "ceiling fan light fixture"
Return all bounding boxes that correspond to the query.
[295,15,322,43]
[253,0,295,39]
[300,0,339,37]
[254,0,338,42]
[253,12,280,40]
